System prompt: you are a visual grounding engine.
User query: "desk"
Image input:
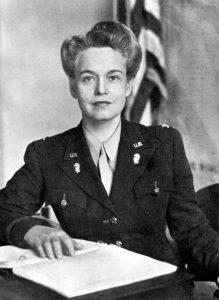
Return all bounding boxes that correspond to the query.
[0,269,213,300]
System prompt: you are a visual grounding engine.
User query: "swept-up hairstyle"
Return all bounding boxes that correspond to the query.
[61,21,142,80]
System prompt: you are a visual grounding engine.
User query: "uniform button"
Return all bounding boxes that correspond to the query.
[61,199,67,207]
[154,181,160,194]
[97,240,105,244]
[154,187,160,193]
[110,217,118,226]
[115,240,123,247]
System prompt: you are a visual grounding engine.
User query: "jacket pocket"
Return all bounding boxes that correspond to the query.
[133,176,175,232]
[134,176,175,198]
[45,188,86,209]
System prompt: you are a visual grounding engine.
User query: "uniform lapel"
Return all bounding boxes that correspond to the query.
[110,120,161,201]
[58,122,116,214]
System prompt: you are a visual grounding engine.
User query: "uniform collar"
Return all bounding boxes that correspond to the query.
[82,121,121,170]
[61,119,161,209]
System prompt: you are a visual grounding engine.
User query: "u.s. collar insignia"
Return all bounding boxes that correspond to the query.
[133,153,140,164]
[133,141,143,148]
[73,163,80,173]
[70,152,78,158]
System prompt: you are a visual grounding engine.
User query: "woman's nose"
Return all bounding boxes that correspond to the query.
[95,78,108,95]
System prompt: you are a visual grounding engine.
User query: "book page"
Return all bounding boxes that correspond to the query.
[13,244,177,298]
[0,239,98,268]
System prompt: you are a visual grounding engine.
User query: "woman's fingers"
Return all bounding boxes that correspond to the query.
[24,225,83,259]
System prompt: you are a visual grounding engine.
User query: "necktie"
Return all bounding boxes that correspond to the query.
[98,145,113,195]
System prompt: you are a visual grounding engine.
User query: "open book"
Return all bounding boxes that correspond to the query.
[0,240,177,298]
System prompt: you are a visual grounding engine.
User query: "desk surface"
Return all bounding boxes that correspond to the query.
[0,269,215,300]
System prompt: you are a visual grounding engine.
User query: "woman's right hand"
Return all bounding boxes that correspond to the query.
[24,225,83,259]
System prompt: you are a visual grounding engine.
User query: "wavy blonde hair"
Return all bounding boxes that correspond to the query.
[61,21,142,81]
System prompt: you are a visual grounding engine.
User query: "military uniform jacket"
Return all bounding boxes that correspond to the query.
[1,119,219,278]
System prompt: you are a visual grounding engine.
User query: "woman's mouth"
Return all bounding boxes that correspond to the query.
[92,101,111,106]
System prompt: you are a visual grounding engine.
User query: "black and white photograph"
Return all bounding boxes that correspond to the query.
[0,0,219,299]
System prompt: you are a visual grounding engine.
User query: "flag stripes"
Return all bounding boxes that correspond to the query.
[144,30,165,68]
[130,76,154,122]
[117,0,167,124]
[147,52,165,83]
[117,0,128,25]
[143,0,160,20]
[141,10,162,38]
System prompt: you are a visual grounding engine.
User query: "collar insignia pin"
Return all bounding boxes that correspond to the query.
[70,152,78,158]
[73,163,80,173]
[133,142,143,148]
[133,153,140,164]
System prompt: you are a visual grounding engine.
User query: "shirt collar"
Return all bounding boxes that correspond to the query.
[82,121,121,167]
[82,125,101,166]
[103,122,121,162]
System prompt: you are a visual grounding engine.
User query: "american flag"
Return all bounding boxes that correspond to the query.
[117,0,168,125]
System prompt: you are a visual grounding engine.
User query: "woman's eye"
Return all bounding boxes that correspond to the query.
[109,75,120,81]
[82,76,95,82]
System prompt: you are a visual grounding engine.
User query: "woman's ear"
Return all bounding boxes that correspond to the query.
[125,78,134,97]
[69,78,77,99]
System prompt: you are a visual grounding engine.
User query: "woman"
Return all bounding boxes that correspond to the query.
[0,21,219,281]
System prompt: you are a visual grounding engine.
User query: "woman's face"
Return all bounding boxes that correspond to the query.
[70,47,133,125]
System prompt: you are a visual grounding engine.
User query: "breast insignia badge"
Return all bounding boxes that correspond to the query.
[133,153,140,164]
[73,163,80,173]
[70,152,78,158]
